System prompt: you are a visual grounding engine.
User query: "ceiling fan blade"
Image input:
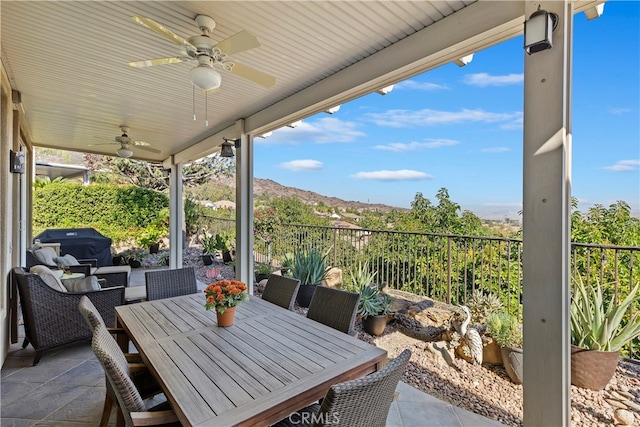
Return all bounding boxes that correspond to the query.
[87,142,118,147]
[135,145,161,154]
[128,56,190,68]
[132,15,193,47]
[215,30,260,56]
[224,61,276,88]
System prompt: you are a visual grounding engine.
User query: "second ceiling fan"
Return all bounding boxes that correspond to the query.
[129,14,276,90]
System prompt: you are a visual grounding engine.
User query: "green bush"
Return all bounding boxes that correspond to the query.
[33,183,169,245]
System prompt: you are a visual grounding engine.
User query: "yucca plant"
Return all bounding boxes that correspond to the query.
[570,276,640,352]
[290,247,330,285]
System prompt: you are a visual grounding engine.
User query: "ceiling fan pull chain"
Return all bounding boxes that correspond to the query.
[205,92,209,127]
[192,86,197,121]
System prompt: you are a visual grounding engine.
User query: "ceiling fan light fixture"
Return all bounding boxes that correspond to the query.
[190,64,222,91]
[117,146,134,158]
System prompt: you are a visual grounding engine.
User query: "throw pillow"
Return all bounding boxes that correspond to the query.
[54,254,80,266]
[62,276,101,293]
[33,247,58,266]
[29,265,67,293]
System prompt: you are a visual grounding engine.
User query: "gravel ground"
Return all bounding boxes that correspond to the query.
[184,251,639,427]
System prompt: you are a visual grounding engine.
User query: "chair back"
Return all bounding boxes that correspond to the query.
[306,286,360,335]
[315,349,411,427]
[92,326,146,425]
[79,295,106,333]
[145,267,197,301]
[261,274,301,310]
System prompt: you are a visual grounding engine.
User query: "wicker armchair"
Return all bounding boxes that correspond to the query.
[13,267,124,365]
[306,286,360,335]
[274,349,411,427]
[261,274,301,310]
[145,267,197,301]
[79,296,162,427]
[92,326,179,426]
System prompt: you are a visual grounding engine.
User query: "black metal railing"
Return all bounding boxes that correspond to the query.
[201,217,640,358]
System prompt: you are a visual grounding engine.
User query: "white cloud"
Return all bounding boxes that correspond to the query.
[255,117,365,145]
[366,108,522,128]
[482,202,523,208]
[395,80,448,91]
[481,147,511,153]
[608,107,632,115]
[351,170,432,181]
[279,159,323,172]
[374,139,459,152]
[602,159,640,171]
[463,73,524,87]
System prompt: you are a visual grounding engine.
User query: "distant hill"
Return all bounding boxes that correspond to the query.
[216,176,403,213]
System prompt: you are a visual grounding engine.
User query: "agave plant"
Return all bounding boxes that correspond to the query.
[570,276,640,352]
[347,261,377,291]
[290,247,330,285]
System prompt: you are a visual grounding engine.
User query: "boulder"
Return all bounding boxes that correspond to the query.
[322,267,342,288]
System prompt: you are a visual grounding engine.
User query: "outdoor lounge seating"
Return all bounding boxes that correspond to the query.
[27,246,131,287]
[306,286,360,336]
[145,267,197,301]
[273,349,412,427]
[261,274,301,310]
[13,266,125,365]
[91,326,179,426]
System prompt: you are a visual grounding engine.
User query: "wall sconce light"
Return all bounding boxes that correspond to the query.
[162,168,171,179]
[584,4,604,20]
[220,138,240,158]
[524,6,559,55]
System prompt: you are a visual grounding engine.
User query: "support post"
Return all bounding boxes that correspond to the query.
[522,1,572,426]
[169,162,183,269]
[235,122,254,293]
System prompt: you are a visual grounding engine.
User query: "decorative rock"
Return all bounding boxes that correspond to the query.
[623,400,640,412]
[606,398,629,409]
[256,279,268,293]
[616,390,635,400]
[613,408,635,426]
[423,341,456,367]
[322,267,342,288]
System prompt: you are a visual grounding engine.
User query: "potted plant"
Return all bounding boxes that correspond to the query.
[358,284,393,336]
[486,312,523,384]
[219,230,235,263]
[290,247,330,308]
[201,233,223,265]
[466,289,504,365]
[280,252,294,276]
[137,225,165,254]
[570,277,640,390]
[120,247,146,269]
[255,263,272,282]
[203,279,249,327]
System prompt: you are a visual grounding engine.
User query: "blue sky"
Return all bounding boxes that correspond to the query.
[253,1,639,220]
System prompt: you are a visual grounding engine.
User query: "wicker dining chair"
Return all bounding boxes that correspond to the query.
[145,267,197,301]
[91,326,180,427]
[261,274,301,310]
[274,349,411,427]
[79,296,162,427]
[306,286,360,335]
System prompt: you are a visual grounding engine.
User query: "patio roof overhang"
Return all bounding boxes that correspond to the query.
[1,1,607,426]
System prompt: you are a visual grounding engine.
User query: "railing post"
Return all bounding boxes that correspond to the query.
[447,236,452,304]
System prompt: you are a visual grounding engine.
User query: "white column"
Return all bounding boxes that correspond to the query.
[522,1,572,426]
[235,131,254,293]
[169,163,184,269]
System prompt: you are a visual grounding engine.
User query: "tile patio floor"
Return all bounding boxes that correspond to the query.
[1,269,505,427]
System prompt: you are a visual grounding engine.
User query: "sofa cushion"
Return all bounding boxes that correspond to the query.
[54,254,80,266]
[62,276,101,293]
[30,265,67,293]
[94,265,131,276]
[33,247,58,266]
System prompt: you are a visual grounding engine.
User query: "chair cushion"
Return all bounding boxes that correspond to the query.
[33,247,58,266]
[95,265,131,276]
[125,286,147,303]
[30,265,67,293]
[62,276,101,293]
[54,254,81,266]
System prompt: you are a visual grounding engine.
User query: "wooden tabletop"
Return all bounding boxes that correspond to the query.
[115,294,388,426]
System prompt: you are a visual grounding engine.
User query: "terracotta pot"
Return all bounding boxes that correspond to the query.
[216,306,236,327]
[571,345,619,391]
[363,314,387,336]
[296,284,318,308]
[501,346,523,385]
[483,337,503,365]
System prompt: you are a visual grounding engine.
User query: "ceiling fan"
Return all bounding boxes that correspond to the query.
[89,126,161,158]
[129,14,276,90]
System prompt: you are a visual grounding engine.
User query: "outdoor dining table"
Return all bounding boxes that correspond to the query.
[115,293,388,426]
